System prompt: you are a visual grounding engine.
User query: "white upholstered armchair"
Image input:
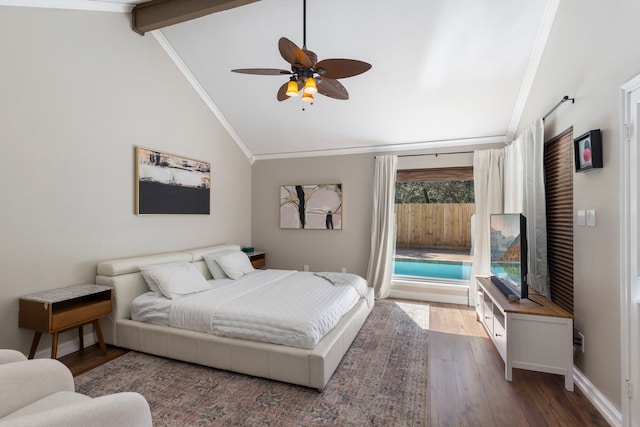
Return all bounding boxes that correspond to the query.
[0,349,152,427]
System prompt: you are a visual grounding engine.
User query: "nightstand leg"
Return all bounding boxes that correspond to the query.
[51,332,59,359]
[93,320,107,355]
[28,331,42,359]
[78,325,84,351]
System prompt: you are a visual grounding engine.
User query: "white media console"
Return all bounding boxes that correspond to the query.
[475,276,574,391]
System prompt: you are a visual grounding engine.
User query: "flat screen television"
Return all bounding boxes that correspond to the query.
[490,213,528,300]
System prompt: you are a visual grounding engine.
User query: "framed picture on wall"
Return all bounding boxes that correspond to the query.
[280,184,342,229]
[135,146,211,214]
[574,129,603,172]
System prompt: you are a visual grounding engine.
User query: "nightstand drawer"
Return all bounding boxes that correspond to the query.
[51,300,112,331]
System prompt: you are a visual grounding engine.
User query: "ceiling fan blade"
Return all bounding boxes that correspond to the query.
[315,59,372,79]
[278,37,312,68]
[277,82,290,101]
[277,79,304,101]
[317,78,349,100]
[302,49,318,67]
[231,68,292,75]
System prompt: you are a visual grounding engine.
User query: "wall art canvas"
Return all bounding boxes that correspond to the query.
[574,129,603,172]
[136,147,210,215]
[280,184,342,229]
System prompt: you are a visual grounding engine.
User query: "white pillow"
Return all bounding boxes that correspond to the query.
[139,263,185,295]
[203,249,236,280]
[216,251,255,280]
[146,262,211,299]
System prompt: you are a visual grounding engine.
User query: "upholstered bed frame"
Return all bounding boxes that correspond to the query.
[96,244,375,391]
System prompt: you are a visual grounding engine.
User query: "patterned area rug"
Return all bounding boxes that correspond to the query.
[75,300,428,426]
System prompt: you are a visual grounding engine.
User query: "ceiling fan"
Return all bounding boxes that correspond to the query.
[231,0,371,105]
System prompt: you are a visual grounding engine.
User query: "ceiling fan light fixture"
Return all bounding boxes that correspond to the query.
[230,0,371,105]
[286,79,299,97]
[303,77,317,94]
[301,91,314,103]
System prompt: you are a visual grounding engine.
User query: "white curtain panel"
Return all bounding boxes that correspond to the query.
[366,155,397,299]
[504,139,524,213]
[469,149,504,306]
[504,119,550,297]
[523,119,550,297]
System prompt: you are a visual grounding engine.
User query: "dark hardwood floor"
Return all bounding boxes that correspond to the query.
[59,344,128,377]
[428,301,609,427]
[60,302,610,426]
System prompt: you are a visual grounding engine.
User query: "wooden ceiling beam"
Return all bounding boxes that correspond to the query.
[132,0,260,35]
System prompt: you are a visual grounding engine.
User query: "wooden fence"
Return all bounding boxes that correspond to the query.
[395,203,475,250]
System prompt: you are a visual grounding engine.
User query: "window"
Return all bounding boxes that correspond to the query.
[394,167,475,282]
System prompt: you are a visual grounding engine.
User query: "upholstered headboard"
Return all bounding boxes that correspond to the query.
[96,244,240,344]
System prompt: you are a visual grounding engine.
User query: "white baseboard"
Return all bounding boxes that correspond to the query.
[388,288,468,305]
[574,366,622,427]
[389,280,469,305]
[33,332,97,359]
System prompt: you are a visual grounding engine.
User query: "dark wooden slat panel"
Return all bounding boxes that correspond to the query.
[544,128,574,314]
[548,249,573,258]
[548,255,573,266]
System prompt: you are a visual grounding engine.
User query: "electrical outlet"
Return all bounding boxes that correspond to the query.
[341,267,347,273]
[578,332,585,353]
[303,264,309,272]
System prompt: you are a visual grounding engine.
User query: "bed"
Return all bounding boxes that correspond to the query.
[96,244,374,390]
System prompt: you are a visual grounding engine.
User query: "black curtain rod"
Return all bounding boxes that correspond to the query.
[398,150,474,158]
[375,151,474,159]
[542,95,575,120]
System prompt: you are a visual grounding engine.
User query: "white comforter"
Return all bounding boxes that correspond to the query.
[168,269,368,349]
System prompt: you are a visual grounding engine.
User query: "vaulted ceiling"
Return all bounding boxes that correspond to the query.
[10,0,559,160]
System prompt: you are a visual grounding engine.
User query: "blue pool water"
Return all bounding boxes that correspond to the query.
[393,259,472,280]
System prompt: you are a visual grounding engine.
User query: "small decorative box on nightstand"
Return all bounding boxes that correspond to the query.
[19,284,112,359]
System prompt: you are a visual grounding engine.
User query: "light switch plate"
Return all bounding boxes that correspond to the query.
[586,210,596,227]
[576,210,586,226]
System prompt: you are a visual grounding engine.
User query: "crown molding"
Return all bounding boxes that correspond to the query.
[253,136,506,161]
[151,30,255,164]
[0,0,134,12]
[506,0,560,140]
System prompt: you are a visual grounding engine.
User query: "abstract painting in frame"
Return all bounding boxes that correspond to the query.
[280,184,342,229]
[136,147,210,215]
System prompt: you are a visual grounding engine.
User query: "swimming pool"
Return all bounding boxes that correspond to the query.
[393,259,472,280]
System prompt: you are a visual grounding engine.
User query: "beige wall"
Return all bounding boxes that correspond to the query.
[0,7,251,353]
[251,154,374,277]
[516,0,640,410]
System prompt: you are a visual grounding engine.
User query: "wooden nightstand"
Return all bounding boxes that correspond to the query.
[246,250,266,269]
[19,284,112,359]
